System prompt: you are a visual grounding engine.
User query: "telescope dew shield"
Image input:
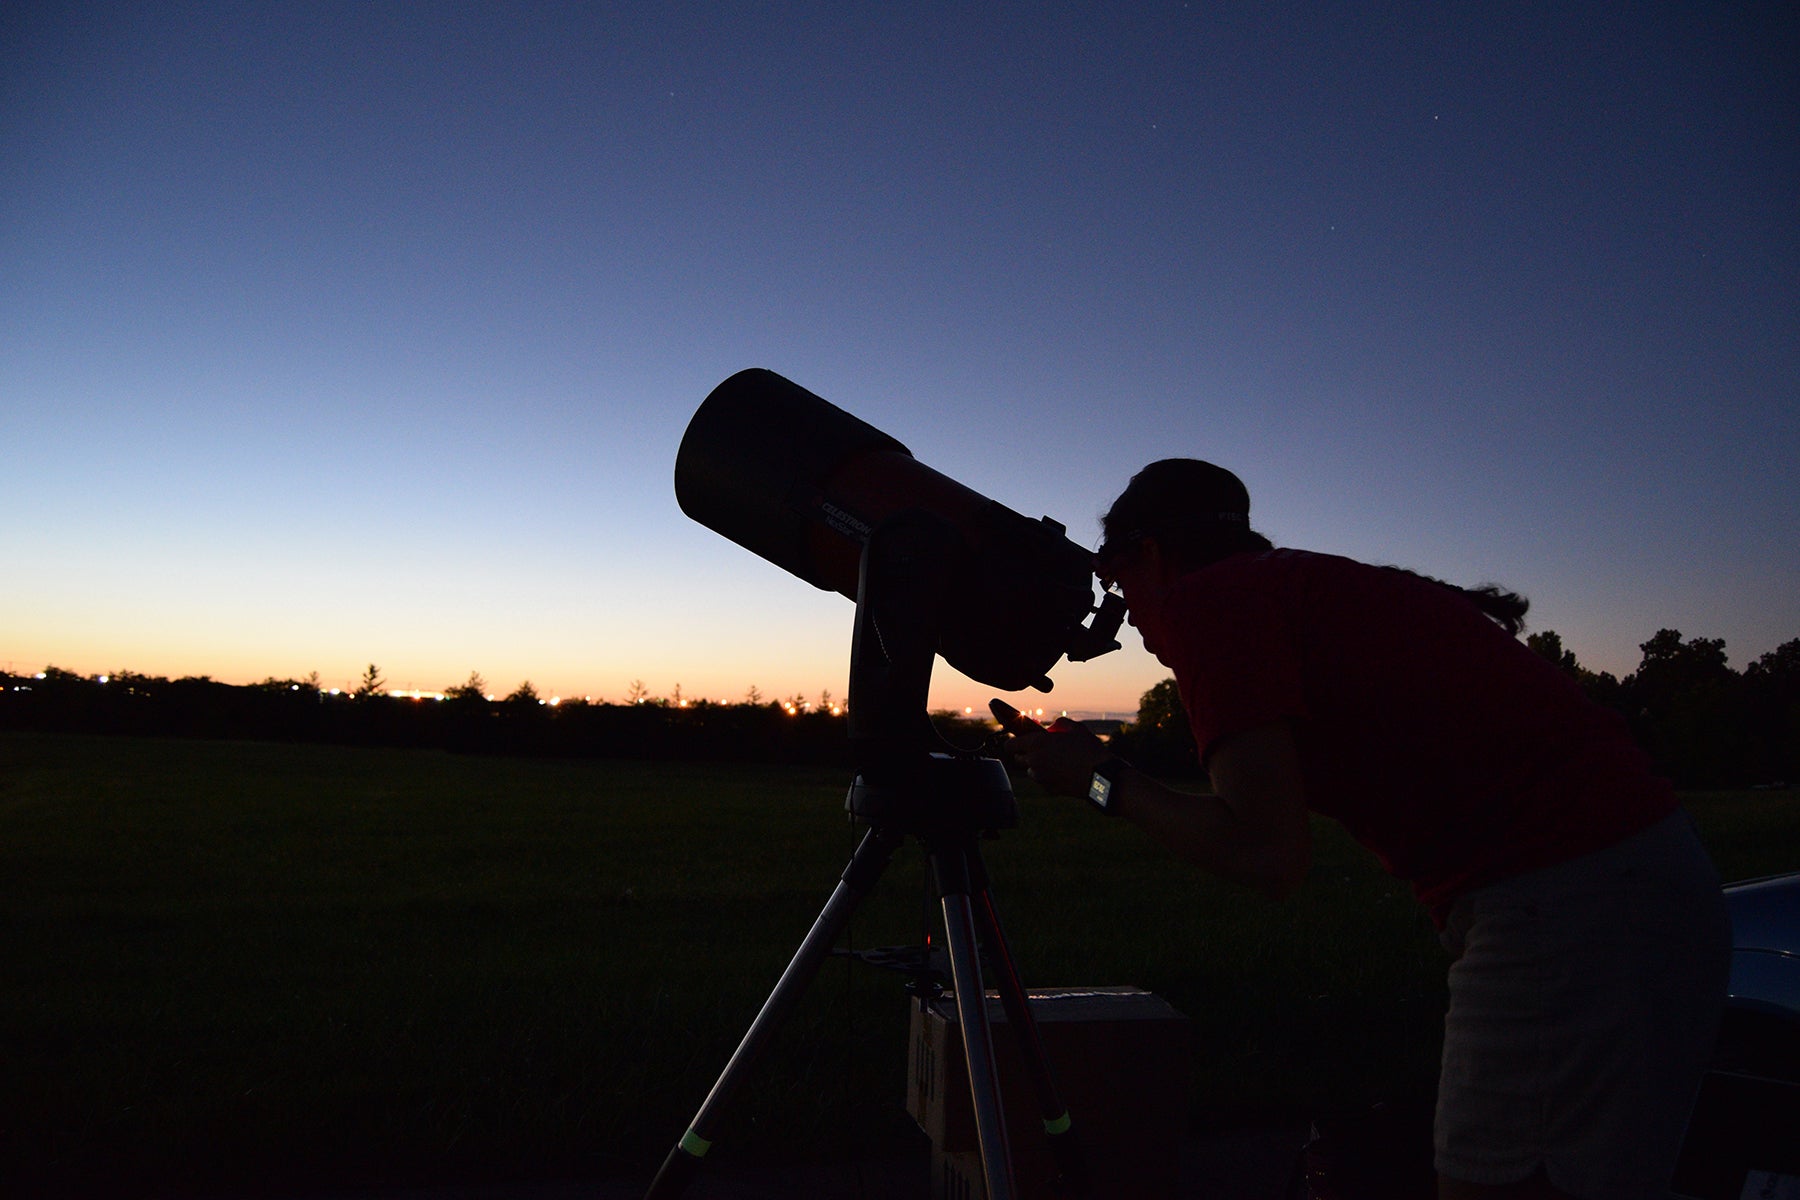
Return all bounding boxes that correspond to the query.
[674,369,1107,693]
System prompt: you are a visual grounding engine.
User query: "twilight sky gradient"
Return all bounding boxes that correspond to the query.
[4,2,1796,716]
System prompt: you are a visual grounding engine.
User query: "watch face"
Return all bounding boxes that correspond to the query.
[1088,773,1113,809]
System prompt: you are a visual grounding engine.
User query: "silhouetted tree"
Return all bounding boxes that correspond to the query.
[354,664,385,698]
[1632,630,1732,701]
[1744,638,1800,783]
[446,672,488,702]
[1747,639,1800,682]
[1527,628,1623,709]
[626,679,648,705]
[10,630,1797,778]
[1527,630,1580,675]
[1114,677,1200,776]
[1621,630,1752,787]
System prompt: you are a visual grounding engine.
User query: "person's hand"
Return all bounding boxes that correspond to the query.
[989,699,1109,798]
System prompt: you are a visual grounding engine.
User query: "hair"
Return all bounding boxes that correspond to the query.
[1380,568,1531,637]
[1100,458,1530,636]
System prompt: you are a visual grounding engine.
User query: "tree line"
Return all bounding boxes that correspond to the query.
[1116,628,1800,789]
[5,627,1796,786]
[0,666,980,767]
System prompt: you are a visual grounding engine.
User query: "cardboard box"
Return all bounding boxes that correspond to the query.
[907,986,1190,1199]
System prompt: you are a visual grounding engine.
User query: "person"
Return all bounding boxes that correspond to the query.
[997,459,1730,1200]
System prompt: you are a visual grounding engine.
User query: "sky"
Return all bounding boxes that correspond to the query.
[3,1,1795,717]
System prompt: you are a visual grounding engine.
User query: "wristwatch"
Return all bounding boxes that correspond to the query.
[1086,757,1128,816]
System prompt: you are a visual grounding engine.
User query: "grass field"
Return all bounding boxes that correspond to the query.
[3,732,1796,1196]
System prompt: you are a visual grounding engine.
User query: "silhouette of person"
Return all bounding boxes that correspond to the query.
[997,459,1729,1200]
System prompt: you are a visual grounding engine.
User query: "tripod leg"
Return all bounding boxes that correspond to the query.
[974,881,1091,1196]
[645,824,903,1200]
[932,840,1019,1200]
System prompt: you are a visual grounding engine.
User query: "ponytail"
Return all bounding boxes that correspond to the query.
[1388,568,1530,636]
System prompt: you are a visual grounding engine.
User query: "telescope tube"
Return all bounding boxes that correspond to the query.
[674,369,1104,692]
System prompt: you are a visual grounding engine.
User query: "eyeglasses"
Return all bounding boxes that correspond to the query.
[1095,528,1147,561]
[1093,528,1149,589]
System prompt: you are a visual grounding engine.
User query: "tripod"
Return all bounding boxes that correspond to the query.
[645,516,1090,1200]
[645,758,1087,1200]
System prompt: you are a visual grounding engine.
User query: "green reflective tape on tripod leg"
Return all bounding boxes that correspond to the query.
[1043,1110,1072,1136]
[678,1128,712,1158]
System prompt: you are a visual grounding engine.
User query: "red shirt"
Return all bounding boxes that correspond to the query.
[1134,549,1676,921]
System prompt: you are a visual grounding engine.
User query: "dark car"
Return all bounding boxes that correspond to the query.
[1672,870,1800,1200]
[1302,871,1800,1200]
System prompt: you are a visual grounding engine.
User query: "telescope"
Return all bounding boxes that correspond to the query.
[651,369,1118,1200]
[674,367,1124,698]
